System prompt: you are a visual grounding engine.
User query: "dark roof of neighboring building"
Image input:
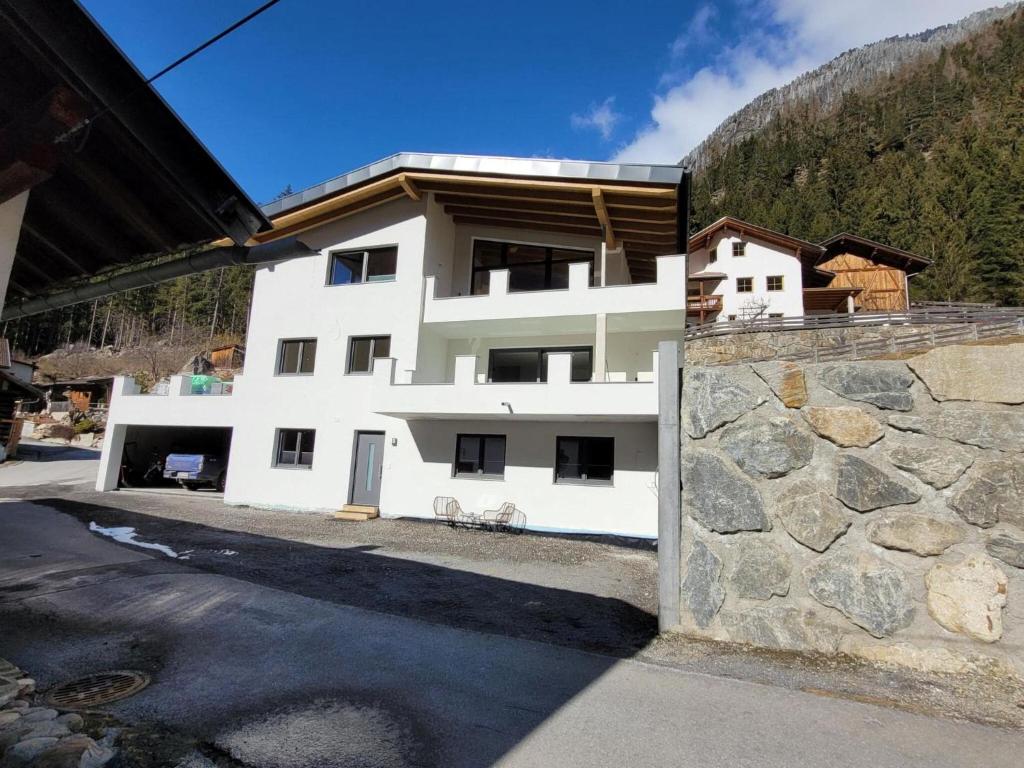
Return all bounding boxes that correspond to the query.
[0,0,271,300]
[0,368,43,400]
[818,232,931,273]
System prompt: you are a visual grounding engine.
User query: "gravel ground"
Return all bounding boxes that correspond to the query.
[4,478,1023,729]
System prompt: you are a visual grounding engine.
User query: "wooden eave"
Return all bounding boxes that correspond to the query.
[819,232,930,273]
[688,216,824,258]
[251,168,680,279]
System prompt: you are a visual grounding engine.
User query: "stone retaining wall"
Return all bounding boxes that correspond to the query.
[677,342,1024,677]
[685,323,968,366]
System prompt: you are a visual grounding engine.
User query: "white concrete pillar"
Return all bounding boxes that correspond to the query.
[599,241,607,287]
[95,422,126,491]
[847,294,856,314]
[0,191,29,311]
[594,313,607,382]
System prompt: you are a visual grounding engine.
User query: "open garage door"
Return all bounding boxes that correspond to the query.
[120,426,232,494]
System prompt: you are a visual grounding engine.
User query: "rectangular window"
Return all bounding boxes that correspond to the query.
[736,277,753,293]
[278,338,317,374]
[471,240,594,295]
[768,313,783,318]
[732,242,746,257]
[347,335,391,374]
[328,246,398,285]
[275,429,315,468]
[767,275,784,292]
[487,347,592,383]
[555,436,614,485]
[707,244,717,263]
[727,314,737,321]
[454,434,506,478]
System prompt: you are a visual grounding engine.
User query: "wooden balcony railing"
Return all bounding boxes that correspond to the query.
[686,294,722,314]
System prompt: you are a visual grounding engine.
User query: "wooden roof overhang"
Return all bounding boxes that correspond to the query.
[802,286,863,312]
[0,0,270,301]
[818,233,931,274]
[253,166,682,283]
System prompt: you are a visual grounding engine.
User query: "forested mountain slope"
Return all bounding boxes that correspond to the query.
[692,7,1024,305]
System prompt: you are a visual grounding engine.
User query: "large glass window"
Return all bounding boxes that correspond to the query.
[471,240,594,295]
[278,338,317,374]
[487,347,592,383]
[328,247,398,285]
[454,434,506,478]
[275,429,315,468]
[555,436,614,485]
[347,335,391,374]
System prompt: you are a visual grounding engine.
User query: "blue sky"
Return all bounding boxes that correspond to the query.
[80,0,1001,205]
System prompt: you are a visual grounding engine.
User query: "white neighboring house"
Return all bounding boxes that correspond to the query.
[686,217,929,323]
[96,154,688,538]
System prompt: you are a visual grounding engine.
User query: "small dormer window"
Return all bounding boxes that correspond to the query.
[732,242,746,257]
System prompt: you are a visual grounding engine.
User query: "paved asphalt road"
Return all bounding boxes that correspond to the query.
[2,500,1022,768]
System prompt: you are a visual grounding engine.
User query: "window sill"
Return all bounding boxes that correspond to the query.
[453,473,505,482]
[275,372,315,377]
[326,277,397,287]
[554,479,614,487]
[272,464,313,470]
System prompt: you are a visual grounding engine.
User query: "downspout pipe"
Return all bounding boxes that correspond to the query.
[1,236,314,321]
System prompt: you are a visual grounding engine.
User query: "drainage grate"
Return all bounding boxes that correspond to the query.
[44,670,150,709]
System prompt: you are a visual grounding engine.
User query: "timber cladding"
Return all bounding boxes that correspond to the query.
[819,251,909,312]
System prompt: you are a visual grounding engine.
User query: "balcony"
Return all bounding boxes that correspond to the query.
[686,294,723,315]
[422,255,687,337]
[371,352,659,421]
[106,374,238,428]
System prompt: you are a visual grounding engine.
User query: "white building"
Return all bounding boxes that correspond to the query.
[94,156,925,537]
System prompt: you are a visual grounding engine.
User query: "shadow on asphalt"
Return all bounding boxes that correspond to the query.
[12,442,100,462]
[34,497,658,658]
[2,497,660,766]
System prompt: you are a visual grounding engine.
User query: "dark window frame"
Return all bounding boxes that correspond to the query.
[327,245,398,286]
[277,338,317,375]
[766,275,784,292]
[346,335,392,374]
[707,244,718,263]
[274,428,316,469]
[453,433,507,479]
[732,241,747,257]
[470,239,595,295]
[486,346,593,383]
[554,436,614,486]
[736,277,753,293]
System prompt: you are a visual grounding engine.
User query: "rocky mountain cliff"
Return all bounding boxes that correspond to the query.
[683,3,1021,171]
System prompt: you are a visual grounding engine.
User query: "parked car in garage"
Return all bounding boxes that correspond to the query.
[163,453,226,491]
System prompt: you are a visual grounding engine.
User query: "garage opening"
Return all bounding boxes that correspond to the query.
[119,426,232,494]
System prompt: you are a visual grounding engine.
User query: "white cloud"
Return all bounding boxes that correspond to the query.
[671,4,717,57]
[570,96,623,141]
[613,0,1003,164]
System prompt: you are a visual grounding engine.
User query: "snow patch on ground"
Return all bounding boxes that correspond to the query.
[88,522,180,558]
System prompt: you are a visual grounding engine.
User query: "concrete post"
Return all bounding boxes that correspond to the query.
[594,313,607,382]
[0,191,29,312]
[657,340,682,632]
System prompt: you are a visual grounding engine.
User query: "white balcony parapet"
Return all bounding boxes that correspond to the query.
[422,254,687,331]
[371,352,659,421]
[106,374,239,428]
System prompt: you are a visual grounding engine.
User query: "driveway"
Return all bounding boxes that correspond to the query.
[0,440,100,487]
[1,499,1022,767]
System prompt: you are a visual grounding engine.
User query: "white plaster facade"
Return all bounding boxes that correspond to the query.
[687,232,806,322]
[96,183,685,538]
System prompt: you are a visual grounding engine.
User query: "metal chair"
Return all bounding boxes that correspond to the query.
[433,496,457,527]
[482,502,525,533]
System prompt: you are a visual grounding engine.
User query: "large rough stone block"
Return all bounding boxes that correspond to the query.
[750,361,807,408]
[817,362,915,411]
[866,513,965,556]
[720,606,842,653]
[683,367,768,438]
[835,454,921,512]
[885,436,974,489]
[803,406,883,447]
[681,539,725,628]
[719,416,814,479]
[728,539,791,600]
[682,448,770,533]
[775,480,851,552]
[907,343,1024,404]
[925,554,1008,642]
[986,533,1024,569]
[889,410,1024,452]
[950,458,1024,529]
[804,549,915,638]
